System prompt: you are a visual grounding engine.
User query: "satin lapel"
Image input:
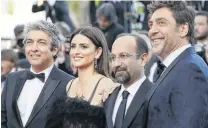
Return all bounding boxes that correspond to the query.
[25,66,61,127]
[106,86,121,128]
[12,70,28,127]
[122,79,152,128]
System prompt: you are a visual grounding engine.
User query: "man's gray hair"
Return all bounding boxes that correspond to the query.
[23,20,60,49]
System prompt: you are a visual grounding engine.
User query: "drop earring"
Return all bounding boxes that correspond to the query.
[94,58,98,69]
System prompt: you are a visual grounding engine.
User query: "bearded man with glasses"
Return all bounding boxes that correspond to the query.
[105,33,153,128]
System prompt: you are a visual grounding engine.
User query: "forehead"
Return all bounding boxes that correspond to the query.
[71,34,94,45]
[149,7,176,24]
[112,36,137,54]
[195,16,208,24]
[27,30,50,40]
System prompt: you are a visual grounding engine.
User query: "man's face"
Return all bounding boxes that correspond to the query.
[194,16,208,41]
[111,36,145,86]
[1,60,14,75]
[97,15,111,30]
[25,30,58,72]
[148,7,181,59]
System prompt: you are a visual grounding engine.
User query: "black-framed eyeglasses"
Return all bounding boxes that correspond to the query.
[109,52,142,63]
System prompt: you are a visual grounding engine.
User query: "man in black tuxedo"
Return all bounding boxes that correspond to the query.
[1,20,74,128]
[105,33,153,128]
[146,1,208,128]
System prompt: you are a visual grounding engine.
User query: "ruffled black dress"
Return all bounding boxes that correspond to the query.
[46,78,106,128]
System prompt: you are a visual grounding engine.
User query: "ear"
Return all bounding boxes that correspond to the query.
[52,47,59,56]
[95,47,102,59]
[179,23,189,38]
[139,53,148,67]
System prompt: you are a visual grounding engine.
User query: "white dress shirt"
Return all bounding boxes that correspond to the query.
[148,62,158,82]
[163,44,191,67]
[148,44,191,82]
[112,76,146,125]
[17,64,54,126]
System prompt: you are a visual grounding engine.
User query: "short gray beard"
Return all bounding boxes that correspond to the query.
[115,72,131,85]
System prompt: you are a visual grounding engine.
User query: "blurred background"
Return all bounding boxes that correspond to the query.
[1,0,208,86]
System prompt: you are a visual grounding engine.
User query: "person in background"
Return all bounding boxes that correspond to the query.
[147,1,208,128]
[1,49,19,88]
[94,3,124,51]
[1,20,74,128]
[16,59,31,71]
[13,24,26,59]
[194,11,208,64]
[54,22,77,76]
[32,0,75,31]
[195,11,208,46]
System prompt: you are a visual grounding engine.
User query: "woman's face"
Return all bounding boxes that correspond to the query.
[70,34,101,69]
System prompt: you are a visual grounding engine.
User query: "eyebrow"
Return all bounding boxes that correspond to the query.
[71,42,89,45]
[148,17,168,24]
[26,39,47,42]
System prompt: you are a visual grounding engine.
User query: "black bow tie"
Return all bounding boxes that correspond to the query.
[153,60,166,83]
[27,71,45,83]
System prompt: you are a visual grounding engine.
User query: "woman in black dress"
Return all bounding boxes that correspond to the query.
[46,27,117,128]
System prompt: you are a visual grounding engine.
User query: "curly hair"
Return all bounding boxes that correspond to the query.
[23,20,60,50]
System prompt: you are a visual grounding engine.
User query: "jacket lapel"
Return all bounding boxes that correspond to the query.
[106,86,121,128]
[146,47,196,108]
[12,70,28,127]
[122,79,152,128]
[25,66,61,127]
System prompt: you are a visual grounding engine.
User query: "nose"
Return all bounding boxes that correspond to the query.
[30,42,39,51]
[149,24,159,38]
[70,46,80,56]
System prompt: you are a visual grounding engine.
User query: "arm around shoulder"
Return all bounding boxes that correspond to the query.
[99,77,118,102]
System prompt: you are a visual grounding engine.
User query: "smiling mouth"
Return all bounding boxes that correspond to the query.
[151,38,164,46]
[73,57,83,61]
[30,55,40,59]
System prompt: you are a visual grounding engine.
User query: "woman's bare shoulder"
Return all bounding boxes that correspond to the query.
[98,76,118,92]
[66,78,78,92]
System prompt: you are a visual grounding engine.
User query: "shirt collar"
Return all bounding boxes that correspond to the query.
[163,44,191,67]
[118,76,146,98]
[30,63,54,83]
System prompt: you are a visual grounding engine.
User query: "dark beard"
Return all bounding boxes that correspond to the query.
[114,66,131,84]
[195,30,208,41]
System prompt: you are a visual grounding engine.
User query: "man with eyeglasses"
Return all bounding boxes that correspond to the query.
[105,33,153,128]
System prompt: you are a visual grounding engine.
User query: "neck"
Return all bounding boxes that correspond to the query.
[32,62,53,73]
[160,39,189,60]
[77,64,97,86]
[124,72,144,88]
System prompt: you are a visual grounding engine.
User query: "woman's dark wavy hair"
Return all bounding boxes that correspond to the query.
[66,26,111,77]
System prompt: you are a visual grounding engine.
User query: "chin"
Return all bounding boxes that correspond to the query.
[29,60,42,66]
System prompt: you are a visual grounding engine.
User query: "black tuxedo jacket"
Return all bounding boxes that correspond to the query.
[105,79,153,128]
[1,66,74,128]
